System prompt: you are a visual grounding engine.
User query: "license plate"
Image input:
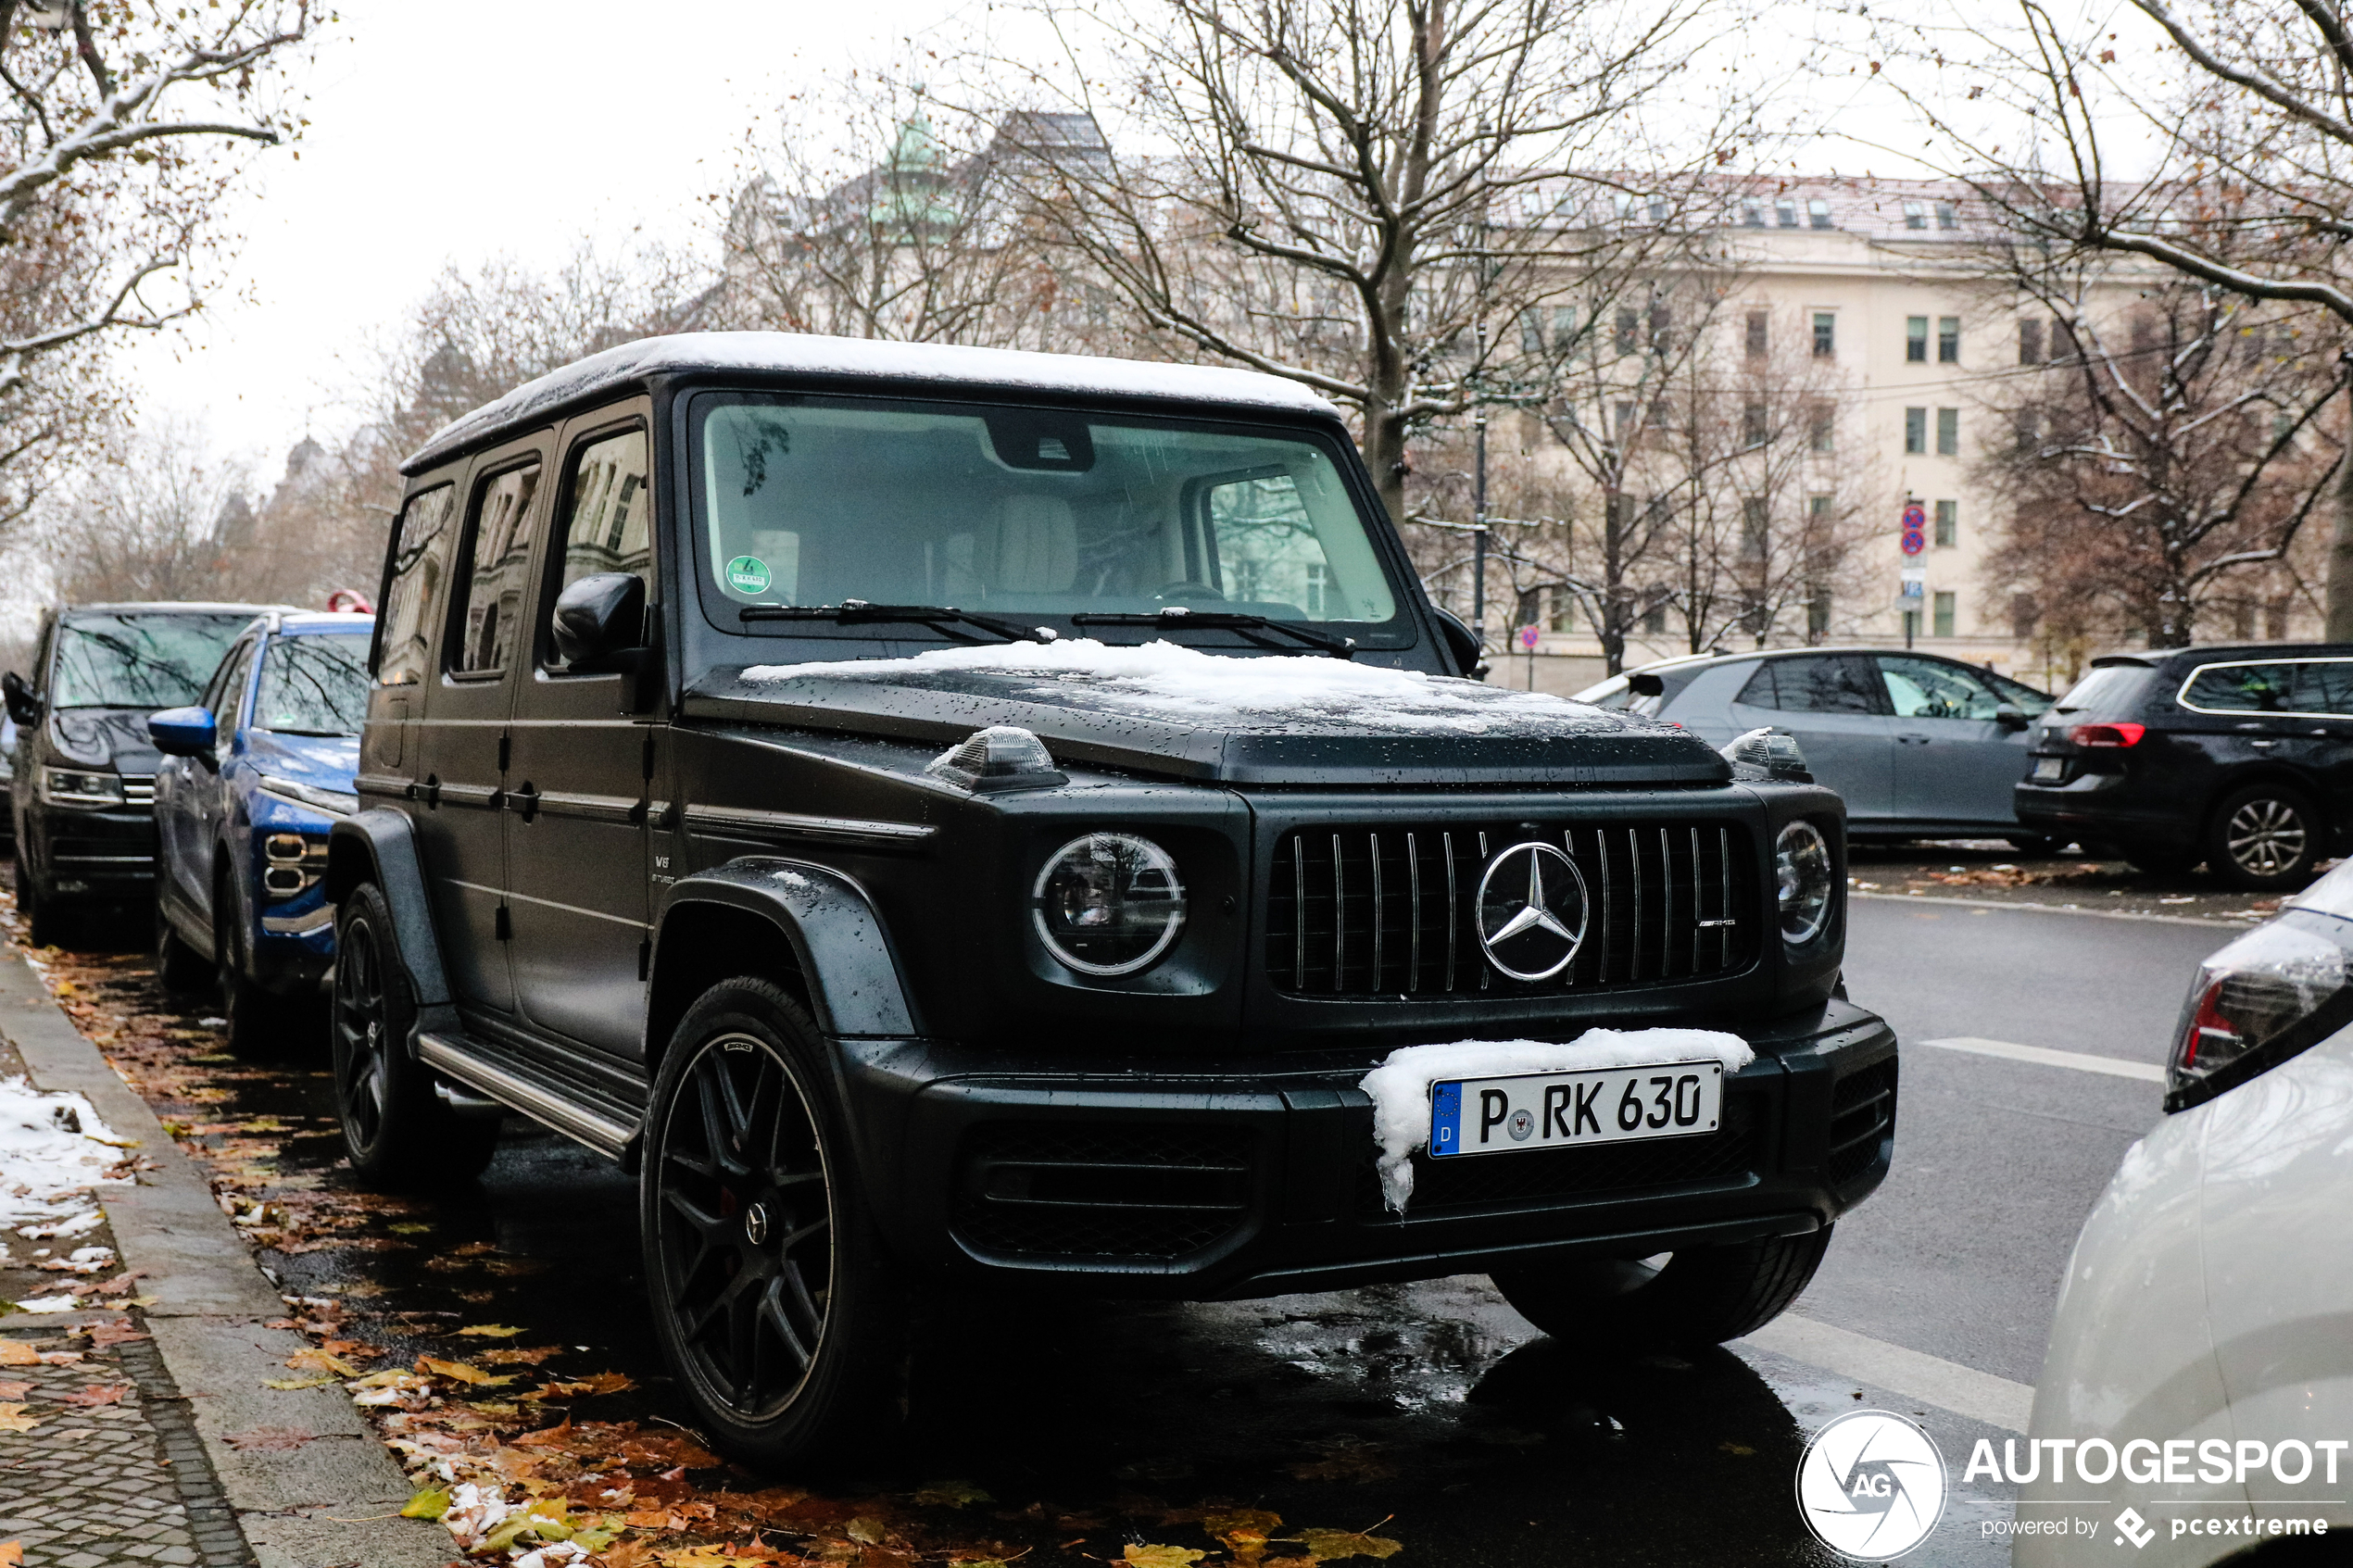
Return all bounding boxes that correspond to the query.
[2032,757,2066,782]
[1428,1062,1723,1158]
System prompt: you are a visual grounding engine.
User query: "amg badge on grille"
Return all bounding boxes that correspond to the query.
[1476,841,1590,981]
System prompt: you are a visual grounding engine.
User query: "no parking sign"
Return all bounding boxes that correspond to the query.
[1900,501,1927,557]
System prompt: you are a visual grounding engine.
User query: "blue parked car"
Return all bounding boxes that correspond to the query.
[147,610,373,1054]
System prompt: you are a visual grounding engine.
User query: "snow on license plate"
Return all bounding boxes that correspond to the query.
[2032,757,2066,782]
[1428,1062,1722,1158]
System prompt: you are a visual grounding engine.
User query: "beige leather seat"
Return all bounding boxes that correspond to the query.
[988,495,1078,596]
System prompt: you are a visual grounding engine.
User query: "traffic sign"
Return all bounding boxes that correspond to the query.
[1901,501,1927,530]
[1900,501,1927,557]
[1517,624,1542,651]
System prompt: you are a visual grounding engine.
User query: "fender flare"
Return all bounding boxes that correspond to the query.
[325,809,452,1013]
[655,857,918,1038]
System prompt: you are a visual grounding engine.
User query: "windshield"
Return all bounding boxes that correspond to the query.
[50,613,256,709]
[692,395,1400,630]
[2054,664,2154,717]
[255,633,371,735]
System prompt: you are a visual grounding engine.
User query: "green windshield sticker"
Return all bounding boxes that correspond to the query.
[724,556,773,595]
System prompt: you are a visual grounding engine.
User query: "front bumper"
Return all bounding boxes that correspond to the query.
[840,997,1897,1298]
[32,804,157,897]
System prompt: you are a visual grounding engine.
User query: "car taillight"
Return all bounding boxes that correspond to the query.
[2167,911,2353,1111]
[2070,721,2145,747]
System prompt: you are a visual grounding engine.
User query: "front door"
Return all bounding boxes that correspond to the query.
[411,442,547,1017]
[504,410,659,1060]
[1727,654,1894,822]
[1875,654,2037,829]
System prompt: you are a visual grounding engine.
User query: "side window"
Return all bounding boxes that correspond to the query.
[375,484,456,686]
[541,427,651,667]
[202,638,254,719]
[1768,656,1882,714]
[2295,661,2353,717]
[2182,661,2295,714]
[1735,663,1781,709]
[451,461,544,677]
[1877,655,2003,720]
[208,640,258,757]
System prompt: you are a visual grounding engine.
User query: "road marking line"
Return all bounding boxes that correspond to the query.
[1918,1035,2168,1084]
[1741,1312,2036,1432]
[1852,890,2243,928]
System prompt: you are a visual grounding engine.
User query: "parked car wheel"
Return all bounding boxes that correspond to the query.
[641,979,907,1470]
[331,882,497,1185]
[213,872,287,1059]
[154,901,208,994]
[2206,783,2324,891]
[1491,1227,1833,1347]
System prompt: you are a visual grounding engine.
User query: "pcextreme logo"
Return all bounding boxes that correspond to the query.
[1795,1410,1949,1561]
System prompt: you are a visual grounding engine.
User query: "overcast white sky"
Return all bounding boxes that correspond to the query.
[120,0,977,467]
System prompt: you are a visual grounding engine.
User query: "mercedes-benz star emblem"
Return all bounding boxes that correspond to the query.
[1475,841,1589,982]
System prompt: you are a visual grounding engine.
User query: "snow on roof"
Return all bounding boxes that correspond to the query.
[1360,1031,1755,1211]
[405,332,1340,473]
[740,637,1619,737]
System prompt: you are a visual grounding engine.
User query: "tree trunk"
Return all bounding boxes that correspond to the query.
[2331,378,2353,641]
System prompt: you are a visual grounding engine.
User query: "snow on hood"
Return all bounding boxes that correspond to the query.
[742,638,1614,737]
[0,1074,134,1235]
[1360,1030,1755,1212]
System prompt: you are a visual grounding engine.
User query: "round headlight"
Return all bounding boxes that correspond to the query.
[1032,833,1187,976]
[1776,820,1834,945]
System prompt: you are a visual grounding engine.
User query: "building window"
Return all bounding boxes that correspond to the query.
[1906,316,1929,363]
[1936,407,1958,456]
[1809,587,1833,638]
[1931,590,1956,637]
[1553,305,1578,354]
[1775,196,1798,229]
[1934,201,1957,230]
[1807,404,1834,452]
[1905,408,1927,455]
[1813,311,1836,358]
[1649,301,1673,354]
[1742,497,1768,559]
[1518,309,1544,354]
[1615,307,1639,356]
[1548,588,1575,632]
[2010,593,2037,641]
[1938,317,1960,363]
[2013,409,2042,452]
[2018,318,2044,365]
[1613,401,1636,440]
[1807,197,1833,230]
[1902,200,1927,231]
[1648,194,1670,223]
[1741,198,1765,228]
[1746,308,1768,359]
[1743,402,1769,447]
[1933,499,1957,547]
[1642,598,1668,634]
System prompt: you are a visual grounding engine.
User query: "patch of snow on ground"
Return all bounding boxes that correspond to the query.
[0,1076,132,1233]
[1360,1030,1755,1212]
[745,638,1604,734]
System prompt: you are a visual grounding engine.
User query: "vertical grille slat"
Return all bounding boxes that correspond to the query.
[1265,818,1758,997]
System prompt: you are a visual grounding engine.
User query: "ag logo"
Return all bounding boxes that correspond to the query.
[1795,1409,1947,1560]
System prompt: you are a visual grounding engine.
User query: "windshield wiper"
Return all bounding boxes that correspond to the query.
[1069,607,1356,659]
[737,600,1054,645]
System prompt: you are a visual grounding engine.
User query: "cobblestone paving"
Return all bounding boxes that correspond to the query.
[0,1330,254,1568]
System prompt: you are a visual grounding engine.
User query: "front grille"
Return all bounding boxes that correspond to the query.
[1359,1098,1760,1216]
[1827,1059,1897,1186]
[951,1123,1255,1261]
[1266,821,1757,997]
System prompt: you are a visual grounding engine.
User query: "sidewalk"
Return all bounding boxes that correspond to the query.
[0,953,449,1568]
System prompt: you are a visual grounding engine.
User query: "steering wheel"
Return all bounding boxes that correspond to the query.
[1151,580,1227,604]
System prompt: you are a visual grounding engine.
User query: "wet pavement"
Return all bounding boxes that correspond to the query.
[1847,839,2313,924]
[10,888,2027,1567]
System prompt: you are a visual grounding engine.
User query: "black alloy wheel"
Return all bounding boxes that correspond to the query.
[2207,784,2323,891]
[1491,1226,1835,1348]
[643,980,905,1468]
[330,882,497,1185]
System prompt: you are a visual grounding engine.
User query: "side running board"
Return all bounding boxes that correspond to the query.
[417,1031,639,1160]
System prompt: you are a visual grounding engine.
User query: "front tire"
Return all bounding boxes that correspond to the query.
[15,850,58,949]
[331,882,497,1185]
[2206,784,2324,891]
[641,980,906,1469]
[1491,1227,1834,1347]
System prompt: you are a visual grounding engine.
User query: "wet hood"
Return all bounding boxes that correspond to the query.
[684,642,1730,787]
[49,709,163,773]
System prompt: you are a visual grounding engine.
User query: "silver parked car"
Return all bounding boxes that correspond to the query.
[1576,648,2057,846]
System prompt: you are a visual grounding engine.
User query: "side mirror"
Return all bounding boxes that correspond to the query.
[552,573,647,671]
[1994,704,2029,731]
[1720,726,1814,783]
[1627,671,1667,697]
[2,671,41,728]
[147,706,218,758]
[1428,605,1489,681]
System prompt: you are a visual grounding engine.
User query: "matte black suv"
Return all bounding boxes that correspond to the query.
[5,603,278,946]
[2016,642,2353,889]
[326,334,1898,1464]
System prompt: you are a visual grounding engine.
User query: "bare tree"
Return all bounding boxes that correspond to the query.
[0,1,317,504]
[38,418,258,603]
[995,0,1740,525]
[1980,273,2343,647]
[1853,0,2353,634]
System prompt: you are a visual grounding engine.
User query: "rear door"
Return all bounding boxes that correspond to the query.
[1725,654,1893,822]
[411,438,550,1018]
[1876,654,2040,828]
[2288,660,2353,826]
[503,407,661,1061]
